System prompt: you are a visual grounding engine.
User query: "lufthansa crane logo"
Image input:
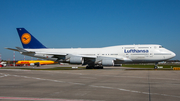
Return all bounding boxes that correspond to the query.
[21,33,31,44]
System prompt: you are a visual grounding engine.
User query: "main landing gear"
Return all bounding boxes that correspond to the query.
[86,65,104,69]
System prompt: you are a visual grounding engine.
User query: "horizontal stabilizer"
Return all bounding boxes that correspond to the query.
[5,47,35,53]
[16,47,28,52]
[5,48,19,52]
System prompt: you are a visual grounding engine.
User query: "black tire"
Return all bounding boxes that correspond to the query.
[86,66,90,69]
[86,66,93,69]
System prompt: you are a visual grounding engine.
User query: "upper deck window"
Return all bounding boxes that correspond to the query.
[124,47,135,49]
[159,46,163,48]
[138,47,149,49]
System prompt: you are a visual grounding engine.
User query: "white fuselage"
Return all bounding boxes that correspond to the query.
[24,44,176,64]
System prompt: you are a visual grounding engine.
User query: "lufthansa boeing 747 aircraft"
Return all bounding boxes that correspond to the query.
[6,28,176,69]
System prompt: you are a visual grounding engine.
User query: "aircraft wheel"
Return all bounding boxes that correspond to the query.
[95,66,103,69]
[86,66,90,69]
[86,66,93,69]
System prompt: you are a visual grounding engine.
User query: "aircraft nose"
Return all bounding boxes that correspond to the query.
[171,52,176,57]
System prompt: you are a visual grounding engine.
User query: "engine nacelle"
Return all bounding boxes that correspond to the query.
[69,56,84,64]
[102,59,114,66]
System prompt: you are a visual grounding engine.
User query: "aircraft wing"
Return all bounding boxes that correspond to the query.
[16,47,30,52]
[44,53,67,56]
[47,53,130,63]
[76,55,97,59]
[53,54,97,61]
[46,53,97,58]
[116,57,132,62]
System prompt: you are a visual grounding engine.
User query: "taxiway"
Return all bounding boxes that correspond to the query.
[0,65,180,101]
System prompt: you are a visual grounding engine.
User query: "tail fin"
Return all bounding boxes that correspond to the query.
[17,28,46,49]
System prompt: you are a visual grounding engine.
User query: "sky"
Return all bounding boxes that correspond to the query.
[0,0,180,60]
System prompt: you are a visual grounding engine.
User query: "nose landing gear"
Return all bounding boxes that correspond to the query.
[154,62,158,69]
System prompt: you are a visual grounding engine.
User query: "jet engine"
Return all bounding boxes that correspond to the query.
[69,56,84,64]
[101,59,114,66]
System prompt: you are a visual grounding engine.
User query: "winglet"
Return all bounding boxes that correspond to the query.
[17,28,46,49]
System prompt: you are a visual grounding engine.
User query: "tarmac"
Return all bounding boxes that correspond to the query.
[0,65,180,101]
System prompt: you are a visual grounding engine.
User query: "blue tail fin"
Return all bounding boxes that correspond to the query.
[17,28,46,49]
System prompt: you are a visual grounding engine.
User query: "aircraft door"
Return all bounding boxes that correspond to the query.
[149,49,153,58]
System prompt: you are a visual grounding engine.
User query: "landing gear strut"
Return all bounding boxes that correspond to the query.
[154,62,158,69]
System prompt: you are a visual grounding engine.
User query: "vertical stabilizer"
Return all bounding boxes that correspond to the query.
[17,28,46,49]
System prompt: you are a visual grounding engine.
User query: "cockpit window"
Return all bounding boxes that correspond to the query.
[159,46,163,48]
